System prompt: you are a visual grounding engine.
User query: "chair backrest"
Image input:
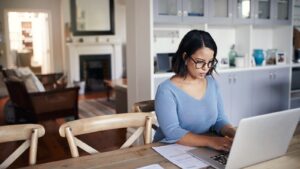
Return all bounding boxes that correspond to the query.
[132,100,155,112]
[0,124,45,168]
[59,113,154,158]
[132,100,158,131]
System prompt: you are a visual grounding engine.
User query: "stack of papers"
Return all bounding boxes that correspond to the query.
[152,144,209,169]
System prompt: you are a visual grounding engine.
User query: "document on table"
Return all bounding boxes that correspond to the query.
[136,164,164,169]
[152,144,209,169]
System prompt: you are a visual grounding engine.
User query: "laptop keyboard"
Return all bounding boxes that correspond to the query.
[210,152,229,165]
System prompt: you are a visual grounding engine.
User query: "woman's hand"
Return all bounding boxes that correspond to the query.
[221,125,236,139]
[207,136,233,152]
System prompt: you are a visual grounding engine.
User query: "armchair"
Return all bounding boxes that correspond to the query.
[4,78,79,123]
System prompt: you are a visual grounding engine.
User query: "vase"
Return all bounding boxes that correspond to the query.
[253,49,264,66]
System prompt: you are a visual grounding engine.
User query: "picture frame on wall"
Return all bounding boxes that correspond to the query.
[276,52,286,65]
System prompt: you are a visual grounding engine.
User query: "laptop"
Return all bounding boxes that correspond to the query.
[188,108,300,169]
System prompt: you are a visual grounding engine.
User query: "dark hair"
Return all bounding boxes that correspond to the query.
[172,30,217,77]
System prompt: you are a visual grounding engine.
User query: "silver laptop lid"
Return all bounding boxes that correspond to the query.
[226,108,300,169]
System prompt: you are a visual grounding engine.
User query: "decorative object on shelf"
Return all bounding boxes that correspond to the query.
[253,49,264,66]
[219,58,229,68]
[228,44,237,67]
[265,49,277,65]
[64,23,73,43]
[235,55,245,68]
[276,51,286,65]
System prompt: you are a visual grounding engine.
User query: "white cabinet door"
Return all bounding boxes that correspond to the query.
[216,71,253,127]
[252,68,289,116]
[269,68,289,112]
[252,69,272,115]
[182,0,208,23]
[153,0,182,23]
[273,0,292,25]
[207,0,233,24]
[216,72,232,121]
[230,71,253,126]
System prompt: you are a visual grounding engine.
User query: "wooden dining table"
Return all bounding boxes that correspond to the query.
[21,134,300,169]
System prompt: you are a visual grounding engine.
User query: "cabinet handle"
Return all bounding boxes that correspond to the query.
[178,10,182,16]
[269,73,273,80]
[232,77,236,83]
[228,77,232,84]
[273,73,276,80]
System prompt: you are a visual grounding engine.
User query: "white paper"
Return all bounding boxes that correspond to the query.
[136,164,164,169]
[152,144,208,169]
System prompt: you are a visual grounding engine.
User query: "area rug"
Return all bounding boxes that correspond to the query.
[78,98,116,118]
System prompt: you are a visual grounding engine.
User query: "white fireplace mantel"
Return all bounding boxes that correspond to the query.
[66,42,123,84]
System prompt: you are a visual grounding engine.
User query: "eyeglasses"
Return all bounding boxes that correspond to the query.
[190,57,218,69]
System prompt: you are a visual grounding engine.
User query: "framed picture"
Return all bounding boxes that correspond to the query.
[276,52,286,65]
[219,58,229,68]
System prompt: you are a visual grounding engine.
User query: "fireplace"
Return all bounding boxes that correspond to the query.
[80,54,111,92]
[66,42,123,86]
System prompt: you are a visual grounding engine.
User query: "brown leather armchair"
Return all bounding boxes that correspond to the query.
[4,78,79,123]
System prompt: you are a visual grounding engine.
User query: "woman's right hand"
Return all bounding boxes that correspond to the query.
[207,136,233,152]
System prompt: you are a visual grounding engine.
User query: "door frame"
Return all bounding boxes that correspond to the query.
[4,8,54,72]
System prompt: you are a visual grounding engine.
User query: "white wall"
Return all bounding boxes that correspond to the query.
[0,0,62,72]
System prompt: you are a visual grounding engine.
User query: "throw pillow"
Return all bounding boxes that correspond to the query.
[15,67,45,92]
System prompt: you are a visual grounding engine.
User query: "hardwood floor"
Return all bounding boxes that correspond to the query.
[0,92,126,169]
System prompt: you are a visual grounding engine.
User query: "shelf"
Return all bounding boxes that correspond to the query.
[292,63,300,68]
[291,89,300,94]
[217,64,291,73]
[154,72,174,78]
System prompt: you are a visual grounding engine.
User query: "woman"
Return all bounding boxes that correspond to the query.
[154,30,236,152]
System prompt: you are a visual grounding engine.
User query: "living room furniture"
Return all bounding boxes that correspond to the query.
[35,73,67,90]
[4,79,79,123]
[59,113,154,158]
[0,124,45,168]
[103,78,127,101]
[132,100,158,131]
[2,68,66,91]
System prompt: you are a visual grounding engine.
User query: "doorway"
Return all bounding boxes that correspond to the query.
[5,11,51,73]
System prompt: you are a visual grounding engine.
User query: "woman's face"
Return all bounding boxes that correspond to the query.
[186,47,215,79]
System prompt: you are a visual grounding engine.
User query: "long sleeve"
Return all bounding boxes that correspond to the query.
[155,85,189,143]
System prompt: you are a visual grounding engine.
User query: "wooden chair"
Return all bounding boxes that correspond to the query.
[59,113,154,158]
[132,100,158,131]
[0,124,45,168]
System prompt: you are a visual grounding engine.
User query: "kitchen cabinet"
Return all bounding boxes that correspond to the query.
[254,0,292,25]
[273,0,292,25]
[216,67,289,126]
[252,67,289,116]
[154,0,292,25]
[153,0,208,24]
[216,71,253,127]
[232,0,254,24]
[208,0,234,24]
